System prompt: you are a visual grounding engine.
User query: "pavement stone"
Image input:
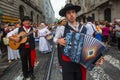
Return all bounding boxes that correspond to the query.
[50,50,62,80]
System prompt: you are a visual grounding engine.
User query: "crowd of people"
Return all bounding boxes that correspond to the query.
[0,3,120,80]
[0,20,53,62]
[85,18,120,51]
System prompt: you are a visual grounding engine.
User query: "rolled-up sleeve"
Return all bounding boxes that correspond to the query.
[53,26,65,43]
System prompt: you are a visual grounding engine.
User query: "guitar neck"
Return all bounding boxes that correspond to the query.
[22,29,36,38]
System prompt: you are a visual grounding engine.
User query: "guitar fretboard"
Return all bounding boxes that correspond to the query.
[22,30,36,38]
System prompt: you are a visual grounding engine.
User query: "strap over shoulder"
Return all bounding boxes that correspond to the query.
[66,23,83,33]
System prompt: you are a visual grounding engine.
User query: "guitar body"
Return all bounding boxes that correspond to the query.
[9,31,27,50]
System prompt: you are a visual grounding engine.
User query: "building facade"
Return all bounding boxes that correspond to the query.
[0,0,45,24]
[43,0,55,24]
[67,0,120,22]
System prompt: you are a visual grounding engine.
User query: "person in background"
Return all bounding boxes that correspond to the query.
[7,24,20,63]
[0,24,4,56]
[15,21,21,28]
[56,18,67,72]
[1,24,9,53]
[100,21,107,28]
[102,22,111,46]
[85,16,98,37]
[95,21,102,41]
[38,23,52,54]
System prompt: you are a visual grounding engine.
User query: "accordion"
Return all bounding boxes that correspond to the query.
[64,32,108,70]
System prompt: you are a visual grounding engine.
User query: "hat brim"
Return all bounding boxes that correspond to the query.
[59,5,81,17]
[22,19,32,22]
[22,18,32,22]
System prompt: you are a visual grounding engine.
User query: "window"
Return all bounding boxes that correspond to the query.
[19,5,25,19]
[104,8,111,22]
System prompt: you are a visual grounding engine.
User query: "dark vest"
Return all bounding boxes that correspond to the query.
[61,23,87,72]
[18,27,35,49]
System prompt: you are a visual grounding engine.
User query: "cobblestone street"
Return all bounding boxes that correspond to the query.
[50,46,120,80]
[0,44,120,80]
[0,45,51,80]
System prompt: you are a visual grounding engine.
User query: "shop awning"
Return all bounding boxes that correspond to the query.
[2,15,19,23]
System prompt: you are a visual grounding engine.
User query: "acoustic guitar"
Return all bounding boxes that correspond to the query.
[9,29,37,50]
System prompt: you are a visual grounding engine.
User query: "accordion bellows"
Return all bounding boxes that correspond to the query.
[64,32,108,70]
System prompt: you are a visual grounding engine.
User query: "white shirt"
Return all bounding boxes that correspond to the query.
[7,26,36,38]
[85,22,97,36]
[38,27,51,37]
[53,22,83,43]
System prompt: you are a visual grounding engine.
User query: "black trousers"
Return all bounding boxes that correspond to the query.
[57,44,63,66]
[62,61,82,80]
[0,40,7,52]
[62,72,82,80]
[118,37,120,50]
[19,48,34,78]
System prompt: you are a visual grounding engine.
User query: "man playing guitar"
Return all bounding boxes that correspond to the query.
[8,16,37,80]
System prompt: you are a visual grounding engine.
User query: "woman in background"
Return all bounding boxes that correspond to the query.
[38,23,52,54]
[7,24,20,63]
[102,22,111,46]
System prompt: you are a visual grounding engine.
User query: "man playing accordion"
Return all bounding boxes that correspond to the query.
[54,3,104,80]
